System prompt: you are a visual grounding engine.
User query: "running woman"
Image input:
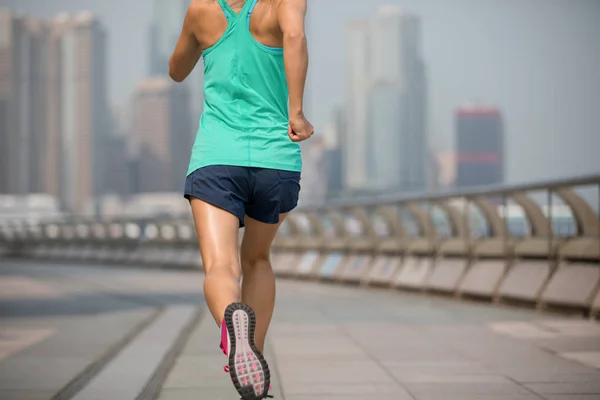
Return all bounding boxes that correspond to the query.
[169,0,312,399]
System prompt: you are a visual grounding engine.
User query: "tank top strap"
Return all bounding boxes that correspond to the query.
[216,0,255,21]
[245,0,259,22]
[216,0,234,19]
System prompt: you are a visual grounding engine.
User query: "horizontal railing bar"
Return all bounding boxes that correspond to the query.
[3,174,599,225]
[299,174,600,212]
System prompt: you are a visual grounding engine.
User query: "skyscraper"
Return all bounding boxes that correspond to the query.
[324,106,346,196]
[0,10,109,211]
[132,77,192,193]
[25,19,51,195]
[0,10,45,195]
[104,106,131,196]
[344,20,370,190]
[455,104,504,188]
[345,6,428,193]
[47,12,110,212]
[297,136,327,207]
[0,11,62,197]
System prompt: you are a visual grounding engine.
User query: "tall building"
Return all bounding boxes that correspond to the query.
[345,6,428,193]
[427,146,441,191]
[104,106,131,196]
[25,19,51,194]
[0,11,48,195]
[297,136,327,208]
[323,106,345,196]
[344,20,370,190]
[48,12,110,212]
[132,77,192,193]
[0,10,109,211]
[455,104,504,188]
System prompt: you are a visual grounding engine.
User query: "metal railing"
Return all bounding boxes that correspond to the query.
[278,174,600,259]
[1,174,599,315]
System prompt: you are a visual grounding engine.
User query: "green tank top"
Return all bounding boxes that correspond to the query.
[187,0,302,176]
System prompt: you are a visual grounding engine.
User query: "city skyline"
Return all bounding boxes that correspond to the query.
[3,0,597,185]
[0,1,599,210]
[0,6,196,212]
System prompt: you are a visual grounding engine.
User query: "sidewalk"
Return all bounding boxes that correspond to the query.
[1,261,599,400]
[160,281,600,400]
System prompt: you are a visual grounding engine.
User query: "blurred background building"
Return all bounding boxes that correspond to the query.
[0,10,109,212]
[342,6,428,195]
[132,77,192,194]
[454,104,504,188]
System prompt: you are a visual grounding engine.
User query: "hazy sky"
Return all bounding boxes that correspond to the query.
[3,0,600,184]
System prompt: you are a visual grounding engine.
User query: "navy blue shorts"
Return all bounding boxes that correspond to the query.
[184,166,301,228]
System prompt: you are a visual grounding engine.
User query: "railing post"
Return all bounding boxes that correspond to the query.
[463,197,470,261]
[597,181,600,267]
[547,188,554,267]
[502,194,509,260]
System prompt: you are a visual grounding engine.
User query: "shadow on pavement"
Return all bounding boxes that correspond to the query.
[0,291,205,319]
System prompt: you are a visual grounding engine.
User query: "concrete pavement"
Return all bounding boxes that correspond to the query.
[1,260,599,400]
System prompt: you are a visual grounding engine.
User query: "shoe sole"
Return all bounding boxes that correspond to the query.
[224,302,271,400]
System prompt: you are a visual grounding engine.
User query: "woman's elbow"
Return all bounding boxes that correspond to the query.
[168,60,184,83]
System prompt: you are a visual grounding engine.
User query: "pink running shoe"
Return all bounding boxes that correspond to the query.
[220,302,272,400]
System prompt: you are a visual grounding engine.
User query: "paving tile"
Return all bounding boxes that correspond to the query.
[0,357,89,390]
[159,388,239,400]
[70,389,145,400]
[560,351,600,369]
[162,356,232,389]
[13,310,153,358]
[282,382,411,396]
[421,323,503,338]
[525,382,600,395]
[0,276,66,300]
[393,373,513,383]
[506,372,600,383]
[384,360,494,377]
[489,321,563,339]
[178,320,220,355]
[538,320,600,337]
[535,337,600,353]
[493,361,599,380]
[286,395,411,400]
[404,382,533,396]
[0,391,56,400]
[277,358,394,385]
[279,354,380,366]
[0,328,56,361]
[269,323,341,338]
[271,337,364,357]
[367,347,467,363]
[412,395,541,400]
